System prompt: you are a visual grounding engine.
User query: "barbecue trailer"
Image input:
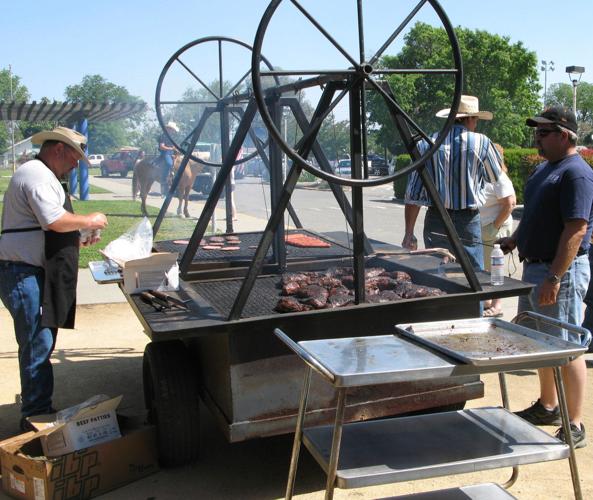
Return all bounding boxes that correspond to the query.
[104,0,535,466]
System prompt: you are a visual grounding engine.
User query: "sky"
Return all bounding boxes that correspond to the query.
[1,0,591,110]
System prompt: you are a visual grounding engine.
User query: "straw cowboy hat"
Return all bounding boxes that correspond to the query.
[31,126,89,163]
[435,95,493,120]
[165,121,180,133]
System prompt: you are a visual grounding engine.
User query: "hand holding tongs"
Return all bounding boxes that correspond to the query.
[140,289,190,311]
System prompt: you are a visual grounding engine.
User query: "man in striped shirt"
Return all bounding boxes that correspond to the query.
[402,95,503,270]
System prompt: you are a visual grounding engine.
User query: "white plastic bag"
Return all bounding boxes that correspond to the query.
[102,217,153,265]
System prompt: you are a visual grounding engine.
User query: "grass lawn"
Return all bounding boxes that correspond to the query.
[0,200,200,268]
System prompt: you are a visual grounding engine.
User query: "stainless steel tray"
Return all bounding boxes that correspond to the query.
[88,260,122,284]
[395,318,586,366]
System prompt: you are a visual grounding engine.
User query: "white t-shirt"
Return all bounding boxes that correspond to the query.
[479,172,515,226]
[0,159,66,267]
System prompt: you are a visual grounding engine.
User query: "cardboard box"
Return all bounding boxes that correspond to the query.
[29,396,122,458]
[0,420,158,500]
[120,252,179,294]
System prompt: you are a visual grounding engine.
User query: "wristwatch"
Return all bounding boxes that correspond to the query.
[546,273,561,285]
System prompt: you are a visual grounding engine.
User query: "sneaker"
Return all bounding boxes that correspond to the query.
[19,417,36,433]
[556,423,587,449]
[514,399,561,425]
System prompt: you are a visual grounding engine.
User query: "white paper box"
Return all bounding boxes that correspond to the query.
[121,252,179,294]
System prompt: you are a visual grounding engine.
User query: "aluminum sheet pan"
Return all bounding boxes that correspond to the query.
[88,260,122,284]
[395,318,586,366]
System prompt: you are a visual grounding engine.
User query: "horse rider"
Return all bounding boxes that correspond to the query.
[158,121,179,197]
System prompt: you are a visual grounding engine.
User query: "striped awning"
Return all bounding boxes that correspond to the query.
[0,101,147,123]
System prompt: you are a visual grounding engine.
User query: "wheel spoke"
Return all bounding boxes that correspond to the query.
[218,40,224,97]
[290,0,359,68]
[176,56,220,101]
[357,0,365,63]
[369,0,428,66]
[159,100,219,105]
[373,68,459,75]
[366,77,434,145]
[223,67,252,100]
[261,69,357,77]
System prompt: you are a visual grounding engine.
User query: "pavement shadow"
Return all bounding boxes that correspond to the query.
[0,347,144,443]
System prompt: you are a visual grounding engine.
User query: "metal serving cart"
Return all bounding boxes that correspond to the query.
[276,312,587,499]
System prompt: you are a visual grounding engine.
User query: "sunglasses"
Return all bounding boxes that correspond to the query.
[535,128,561,138]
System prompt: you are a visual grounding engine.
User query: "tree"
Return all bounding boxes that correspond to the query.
[368,23,541,152]
[547,82,593,144]
[65,75,145,154]
[0,67,30,152]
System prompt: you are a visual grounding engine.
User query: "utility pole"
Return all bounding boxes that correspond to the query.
[540,60,554,105]
[9,64,16,173]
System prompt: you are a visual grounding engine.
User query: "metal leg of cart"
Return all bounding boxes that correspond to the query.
[285,366,313,500]
[324,388,347,500]
[498,372,520,489]
[553,365,583,500]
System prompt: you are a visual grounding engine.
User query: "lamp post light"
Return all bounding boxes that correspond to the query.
[566,65,585,117]
[540,60,554,105]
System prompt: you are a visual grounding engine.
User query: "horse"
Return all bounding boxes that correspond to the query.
[170,153,204,218]
[132,156,161,217]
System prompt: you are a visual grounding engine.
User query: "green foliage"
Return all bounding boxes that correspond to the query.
[369,23,541,154]
[547,82,593,144]
[0,68,30,152]
[65,75,146,154]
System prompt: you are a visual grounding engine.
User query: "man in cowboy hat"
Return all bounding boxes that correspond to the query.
[157,121,180,197]
[498,106,593,448]
[402,95,504,271]
[0,126,108,431]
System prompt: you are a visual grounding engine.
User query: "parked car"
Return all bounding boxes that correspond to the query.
[335,159,351,176]
[88,154,104,168]
[100,147,143,177]
[367,154,388,176]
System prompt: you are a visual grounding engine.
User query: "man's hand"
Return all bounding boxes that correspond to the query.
[86,212,108,230]
[495,236,516,254]
[402,234,418,250]
[538,280,560,306]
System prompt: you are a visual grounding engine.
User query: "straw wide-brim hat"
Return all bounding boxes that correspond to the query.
[435,95,493,120]
[165,121,180,133]
[32,126,89,164]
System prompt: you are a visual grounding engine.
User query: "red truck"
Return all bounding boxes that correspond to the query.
[100,147,143,177]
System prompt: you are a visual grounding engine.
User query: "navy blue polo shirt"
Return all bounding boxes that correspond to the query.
[517,153,593,261]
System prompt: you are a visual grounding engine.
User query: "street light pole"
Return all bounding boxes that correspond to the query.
[566,65,585,117]
[540,60,554,105]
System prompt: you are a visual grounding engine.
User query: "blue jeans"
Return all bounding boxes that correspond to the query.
[0,261,57,416]
[518,254,592,347]
[159,152,173,194]
[424,207,484,271]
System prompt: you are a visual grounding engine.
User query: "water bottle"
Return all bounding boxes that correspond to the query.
[490,244,505,286]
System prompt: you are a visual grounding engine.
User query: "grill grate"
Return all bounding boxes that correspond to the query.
[155,229,352,263]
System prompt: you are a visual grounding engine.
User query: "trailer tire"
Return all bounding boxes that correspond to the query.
[143,341,200,466]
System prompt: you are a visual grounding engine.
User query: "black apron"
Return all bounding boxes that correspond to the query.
[41,184,80,329]
[1,182,80,329]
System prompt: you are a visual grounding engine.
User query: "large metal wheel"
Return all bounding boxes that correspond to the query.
[143,340,200,466]
[155,36,280,167]
[251,0,463,187]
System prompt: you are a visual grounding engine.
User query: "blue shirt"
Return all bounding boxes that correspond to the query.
[517,153,593,261]
[404,125,503,209]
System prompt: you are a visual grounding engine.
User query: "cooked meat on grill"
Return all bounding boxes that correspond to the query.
[285,233,331,248]
[275,296,311,313]
[275,267,444,313]
[327,293,354,308]
[209,236,225,243]
[220,246,240,251]
[295,284,328,300]
[380,270,412,282]
[396,282,445,298]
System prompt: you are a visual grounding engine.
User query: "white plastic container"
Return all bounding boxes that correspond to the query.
[490,244,505,286]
